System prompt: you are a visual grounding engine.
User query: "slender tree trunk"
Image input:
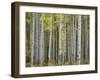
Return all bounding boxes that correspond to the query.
[87,16,89,64]
[84,16,89,64]
[77,15,82,64]
[81,16,85,64]
[52,16,55,63]
[35,13,40,65]
[70,15,75,64]
[73,16,77,64]
[58,14,63,65]
[44,22,49,65]
[48,14,53,62]
[39,14,45,65]
[67,15,71,64]
[31,13,35,66]
[63,15,67,64]
[55,14,59,65]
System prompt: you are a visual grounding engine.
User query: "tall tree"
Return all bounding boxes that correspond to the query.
[39,14,45,65]
[70,15,75,64]
[67,15,71,64]
[55,14,59,65]
[84,16,89,64]
[77,15,82,64]
[35,13,40,65]
[58,14,63,65]
[63,14,67,64]
[48,14,53,62]
[31,13,35,66]
[81,16,85,64]
[52,15,56,63]
[73,16,77,64]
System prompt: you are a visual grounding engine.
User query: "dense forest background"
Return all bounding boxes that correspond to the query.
[25,12,90,67]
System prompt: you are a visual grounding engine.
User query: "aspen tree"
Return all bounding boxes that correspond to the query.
[40,14,45,65]
[31,13,35,66]
[70,15,75,64]
[77,15,82,64]
[35,13,40,65]
[84,16,89,64]
[63,15,67,64]
[48,14,53,62]
[58,14,63,65]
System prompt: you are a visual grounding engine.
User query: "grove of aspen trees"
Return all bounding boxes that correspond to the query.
[25,12,89,67]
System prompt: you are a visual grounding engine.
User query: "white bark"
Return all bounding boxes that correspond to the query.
[85,16,89,63]
[58,14,63,65]
[73,16,77,64]
[70,16,74,64]
[77,15,82,64]
[31,13,35,66]
[40,14,45,65]
[48,14,53,61]
[63,15,67,64]
[35,13,40,65]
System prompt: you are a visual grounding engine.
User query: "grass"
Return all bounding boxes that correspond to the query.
[26,59,89,67]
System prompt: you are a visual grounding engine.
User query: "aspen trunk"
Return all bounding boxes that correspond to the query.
[73,16,77,64]
[35,13,40,65]
[58,14,63,65]
[84,16,89,64]
[48,14,53,62]
[70,16,74,64]
[63,15,67,64]
[67,16,70,64]
[81,16,85,64]
[52,16,56,62]
[31,13,35,66]
[55,14,59,64]
[39,14,45,65]
[77,15,82,64]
